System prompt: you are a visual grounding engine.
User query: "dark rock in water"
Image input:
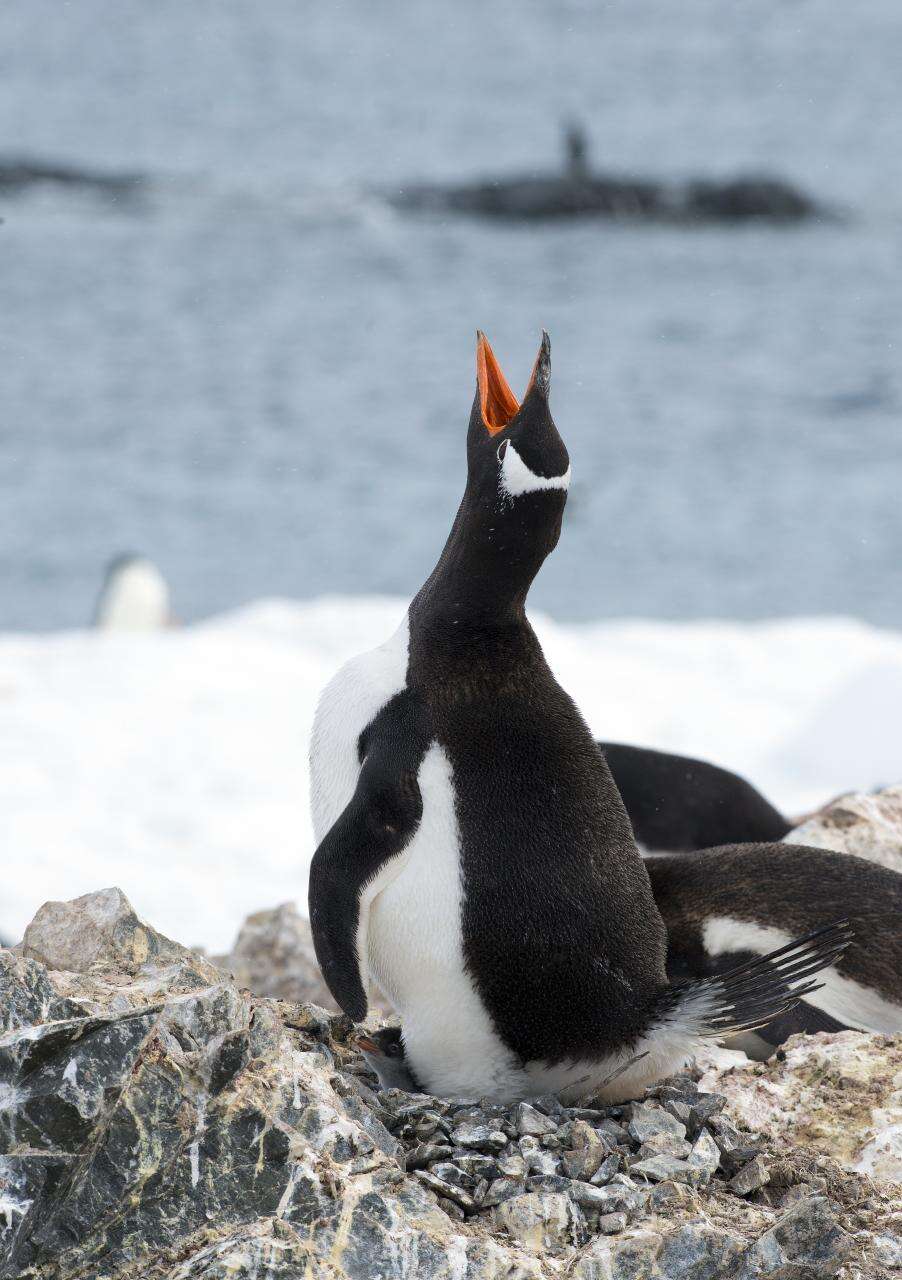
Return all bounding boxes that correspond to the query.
[392,169,823,224]
[390,126,825,225]
[0,157,143,201]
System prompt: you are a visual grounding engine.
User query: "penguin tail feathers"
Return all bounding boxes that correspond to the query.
[655,919,854,1041]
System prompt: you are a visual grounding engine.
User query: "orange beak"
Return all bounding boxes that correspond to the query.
[354,1034,381,1054]
[476,331,521,436]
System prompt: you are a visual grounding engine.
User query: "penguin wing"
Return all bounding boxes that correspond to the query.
[308,691,432,1021]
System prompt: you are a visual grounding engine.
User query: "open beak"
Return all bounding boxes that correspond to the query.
[353,1034,381,1055]
[476,331,551,435]
[476,331,521,435]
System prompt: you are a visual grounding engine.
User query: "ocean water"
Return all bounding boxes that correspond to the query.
[1,1,901,629]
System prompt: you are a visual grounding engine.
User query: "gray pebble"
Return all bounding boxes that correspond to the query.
[596,1211,628,1235]
[729,1155,770,1197]
[515,1101,557,1137]
[415,1169,477,1212]
[480,1176,524,1207]
[405,1142,454,1170]
[450,1122,508,1152]
[452,1152,497,1179]
[589,1153,621,1185]
[628,1102,687,1145]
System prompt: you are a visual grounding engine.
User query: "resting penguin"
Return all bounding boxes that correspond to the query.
[93,553,171,630]
[647,843,902,1055]
[597,742,791,852]
[308,331,849,1103]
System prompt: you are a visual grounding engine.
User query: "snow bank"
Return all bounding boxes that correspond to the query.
[2,598,901,950]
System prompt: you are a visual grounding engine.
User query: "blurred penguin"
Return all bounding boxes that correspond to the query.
[93,554,172,630]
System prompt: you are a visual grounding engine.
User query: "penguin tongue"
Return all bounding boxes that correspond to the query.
[477,331,520,435]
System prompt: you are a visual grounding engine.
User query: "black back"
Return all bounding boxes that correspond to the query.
[647,843,902,1016]
[600,742,791,851]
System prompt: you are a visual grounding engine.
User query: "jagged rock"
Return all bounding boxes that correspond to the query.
[699,1030,902,1181]
[628,1102,687,1145]
[737,1194,852,1276]
[729,1155,771,1196]
[514,1101,557,1137]
[0,951,82,1030]
[215,901,337,1009]
[561,1119,611,1179]
[22,887,193,976]
[492,1191,585,1253]
[2,889,898,1280]
[787,784,902,872]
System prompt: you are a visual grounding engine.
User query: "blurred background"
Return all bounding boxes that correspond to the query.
[1,1,900,946]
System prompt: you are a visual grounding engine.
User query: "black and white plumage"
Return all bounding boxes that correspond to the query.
[308,332,849,1102]
[598,742,791,853]
[647,843,902,1048]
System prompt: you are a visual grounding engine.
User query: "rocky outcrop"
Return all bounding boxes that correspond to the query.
[0,157,143,200]
[699,1030,902,1184]
[213,901,336,1009]
[2,889,898,1279]
[392,172,824,224]
[787,785,902,873]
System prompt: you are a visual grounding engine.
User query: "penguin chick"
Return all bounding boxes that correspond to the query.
[355,1027,421,1093]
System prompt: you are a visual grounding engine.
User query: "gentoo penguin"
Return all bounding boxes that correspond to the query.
[647,843,902,1054]
[93,554,171,630]
[308,331,849,1103]
[598,742,791,852]
[355,1027,422,1093]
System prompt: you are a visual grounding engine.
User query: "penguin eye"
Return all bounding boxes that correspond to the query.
[497,440,508,463]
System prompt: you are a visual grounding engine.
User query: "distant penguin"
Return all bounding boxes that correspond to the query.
[598,742,791,852]
[93,554,171,630]
[308,330,848,1103]
[355,1027,421,1093]
[646,843,902,1055]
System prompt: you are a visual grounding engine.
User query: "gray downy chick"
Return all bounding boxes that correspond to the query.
[355,1027,422,1092]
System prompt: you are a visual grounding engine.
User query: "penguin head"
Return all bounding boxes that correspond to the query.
[464,331,570,572]
[414,332,570,620]
[468,330,570,507]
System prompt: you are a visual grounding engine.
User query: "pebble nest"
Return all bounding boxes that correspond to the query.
[341,1038,776,1238]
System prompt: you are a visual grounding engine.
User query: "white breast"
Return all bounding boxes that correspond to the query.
[309,615,410,841]
[367,743,523,1099]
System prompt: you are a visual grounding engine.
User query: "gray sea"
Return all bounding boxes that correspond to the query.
[2,0,901,630]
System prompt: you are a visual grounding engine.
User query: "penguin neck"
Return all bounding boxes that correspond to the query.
[411,495,543,634]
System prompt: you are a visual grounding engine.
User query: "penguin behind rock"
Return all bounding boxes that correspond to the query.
[646,842,902,1054]
[598,742,791,853]
[93,554,171,630]
[308,331,849,1103]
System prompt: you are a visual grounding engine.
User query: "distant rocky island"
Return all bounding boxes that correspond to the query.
[392,125,827,225]
[0,157,143,201]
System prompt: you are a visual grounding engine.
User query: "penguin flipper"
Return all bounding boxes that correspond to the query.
[653,919,854,1041]
[308,691,432,1022]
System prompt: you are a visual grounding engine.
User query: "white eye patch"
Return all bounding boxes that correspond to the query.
[498,441,571,500]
